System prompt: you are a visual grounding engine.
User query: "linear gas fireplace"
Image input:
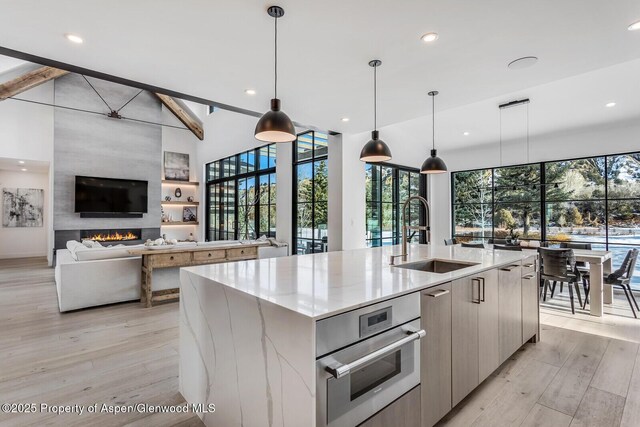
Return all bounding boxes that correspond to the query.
[80,229,142,242]
[54,228,160,252]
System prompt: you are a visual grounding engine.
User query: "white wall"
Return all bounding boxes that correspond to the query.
[0,170,50,258]
[0,65,54,263]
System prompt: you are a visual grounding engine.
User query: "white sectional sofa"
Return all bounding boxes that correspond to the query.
[55,239,288,312]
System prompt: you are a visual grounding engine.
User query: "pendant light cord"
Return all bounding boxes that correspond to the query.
[432,94,435,150]
[499,108,503,166]
[526,103,530,163]
[373,64,377,130]
[274,15,278,99]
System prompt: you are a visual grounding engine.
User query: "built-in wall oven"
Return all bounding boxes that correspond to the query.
[316,293,423,427]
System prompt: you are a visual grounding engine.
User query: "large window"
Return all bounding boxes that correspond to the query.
[451,151,640,285]
[205,144,277,241]
[293,131,328,254]
[365,163,425,247]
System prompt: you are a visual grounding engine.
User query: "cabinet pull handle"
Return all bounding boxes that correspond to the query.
[208,253,212,257]
[522,274,536,279]
[427,289,450,298]
[500,264,519,271]
[472,278,481,304]
[170,256,174,260]
[481,277,486,302]
[523,263,534,268]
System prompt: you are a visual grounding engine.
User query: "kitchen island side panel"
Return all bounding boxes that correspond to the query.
[179,269,316,427]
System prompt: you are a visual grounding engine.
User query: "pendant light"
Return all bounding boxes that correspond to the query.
[254,6,296,143]
[360,60,392,162]
[420,91,447,174]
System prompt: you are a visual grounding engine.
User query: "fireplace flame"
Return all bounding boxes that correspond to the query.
[87,231,139,242]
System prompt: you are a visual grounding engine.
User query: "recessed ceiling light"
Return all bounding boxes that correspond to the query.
[463,132,470,136]
[605,102,616,108]
[341,117,350,122]
[244,89,256,95]
[18,160,25,164]
[628,20,640,31]
[421,32,439,43]
[21,168,27,172]
[65,33,83,44]
[508,56,538,70]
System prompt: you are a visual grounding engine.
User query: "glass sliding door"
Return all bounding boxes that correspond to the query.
[293,131,329,254]
[205,143,276,241]
[365,163,425,247]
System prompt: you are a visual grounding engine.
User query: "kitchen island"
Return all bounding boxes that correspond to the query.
[179,244,539,427]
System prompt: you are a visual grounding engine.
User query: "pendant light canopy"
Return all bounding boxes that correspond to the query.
[360,60,392,162]
[420,91,447,174]
[255,6,296,143]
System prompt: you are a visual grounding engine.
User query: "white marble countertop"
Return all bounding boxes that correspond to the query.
[183,244,531,320]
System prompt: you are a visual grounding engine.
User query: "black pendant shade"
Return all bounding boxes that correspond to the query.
[421,149,448,174]
[421,90,447,174]
[360,59,392,162]
[360,130,392,162]
[255,98,296,143]
[255,6,296,143]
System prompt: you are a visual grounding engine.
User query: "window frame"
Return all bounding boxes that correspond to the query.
[365,162,427,247]
[205,143,277,241]
[293,130,329,255]
[450,150,640,252]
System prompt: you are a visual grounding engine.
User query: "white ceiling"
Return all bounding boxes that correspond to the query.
[0,157,49,174]
[0,0,638,135]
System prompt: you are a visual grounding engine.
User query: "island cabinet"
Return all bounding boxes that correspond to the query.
[521,255,540,344]
[451,268,499,407]
[498,262,523,363]
[420,282,452,427]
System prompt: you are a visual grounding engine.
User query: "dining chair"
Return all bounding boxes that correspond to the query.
[461,242,486,248]
[539,248,582,314]
[494,244,522,251]
[559,242,592,296]
[582,248,639,318]
[444,238,458,246]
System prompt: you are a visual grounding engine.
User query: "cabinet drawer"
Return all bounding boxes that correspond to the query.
[521,256,537,275]
[226,246,257,259]
[150,252,191,267]
[193,250,226,262]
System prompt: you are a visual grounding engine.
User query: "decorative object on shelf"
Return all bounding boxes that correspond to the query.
[187,196,194,202]
[254,6,296,143]
[164,152,190,181]
[164,195,171,202]
[420,91,447,174]
[360,60,392,162]
[183,206,197,223]
[2,187,44,227]
[174,187,182,198]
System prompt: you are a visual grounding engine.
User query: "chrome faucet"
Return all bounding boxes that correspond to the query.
[389,195,431,265]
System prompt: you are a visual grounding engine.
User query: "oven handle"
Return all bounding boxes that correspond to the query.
[325,329,427,379]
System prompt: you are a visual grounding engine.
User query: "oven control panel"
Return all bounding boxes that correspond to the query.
[359,306,392,338]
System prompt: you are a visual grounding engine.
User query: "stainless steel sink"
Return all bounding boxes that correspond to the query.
[393,259,479,274]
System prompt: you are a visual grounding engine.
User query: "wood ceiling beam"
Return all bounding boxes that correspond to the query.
[155,93,204,140]
[0,66,69,100]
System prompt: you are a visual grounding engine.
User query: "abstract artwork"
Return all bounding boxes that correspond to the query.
[183,206,197,223]
[2,188,44,227]
[164,152,190,181]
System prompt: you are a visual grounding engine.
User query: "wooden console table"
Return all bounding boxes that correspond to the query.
[128,243,267,307]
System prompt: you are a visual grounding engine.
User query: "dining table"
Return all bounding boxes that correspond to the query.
[519,247,613,317]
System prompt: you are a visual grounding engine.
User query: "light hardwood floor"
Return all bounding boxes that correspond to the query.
[3,258,640,427]
[438,287,640,427]
[0,257,203,427]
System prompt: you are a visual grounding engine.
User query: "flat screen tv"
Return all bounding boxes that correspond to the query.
[75,176,148,214]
